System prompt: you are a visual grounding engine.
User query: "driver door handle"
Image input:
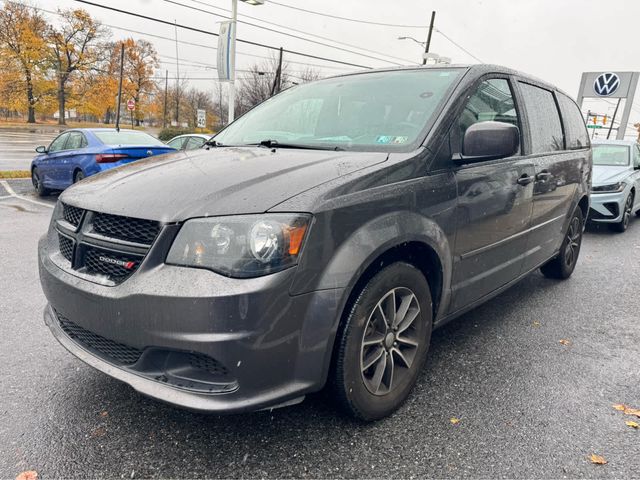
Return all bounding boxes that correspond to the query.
[536,171,552,181]
[517,174,534,186]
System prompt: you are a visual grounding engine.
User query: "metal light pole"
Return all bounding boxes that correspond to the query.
[228,0,264,124]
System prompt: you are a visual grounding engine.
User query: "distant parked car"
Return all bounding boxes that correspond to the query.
[31,129,176,196]
[166,133,211,151]
[589,139,640,232]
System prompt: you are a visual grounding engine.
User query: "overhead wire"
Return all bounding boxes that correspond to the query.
[73,0,373,69]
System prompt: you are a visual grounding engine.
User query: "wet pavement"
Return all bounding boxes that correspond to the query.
[0,128,61,171]
[1,179,639,478]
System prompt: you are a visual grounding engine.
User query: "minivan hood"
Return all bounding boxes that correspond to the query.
[61,147,388,221]
[592,165,631,186]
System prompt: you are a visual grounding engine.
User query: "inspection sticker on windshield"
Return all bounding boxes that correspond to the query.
[376,135,408,144]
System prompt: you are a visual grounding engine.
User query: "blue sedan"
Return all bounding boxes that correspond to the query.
[31,128,177,196]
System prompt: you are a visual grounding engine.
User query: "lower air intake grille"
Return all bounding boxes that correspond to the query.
[57,313,142,365]
[189,352,229,376]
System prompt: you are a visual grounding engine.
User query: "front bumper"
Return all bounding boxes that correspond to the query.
[39,236,345,413]
[588,190,626,223]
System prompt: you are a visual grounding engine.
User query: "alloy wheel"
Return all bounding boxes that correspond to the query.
[563,216,582,268]
[360,287,421,396]
[623,195,633,229]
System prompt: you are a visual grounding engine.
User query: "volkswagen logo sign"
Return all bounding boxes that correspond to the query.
[593,72,620,97]
[146,150,153,156]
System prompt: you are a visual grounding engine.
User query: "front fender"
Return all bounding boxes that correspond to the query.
[291,210,454,320]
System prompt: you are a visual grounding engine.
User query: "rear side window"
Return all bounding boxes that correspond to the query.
[518,82,564,153]
[186,137,207,149]
[634,145,640,168]
[557,94,589,150]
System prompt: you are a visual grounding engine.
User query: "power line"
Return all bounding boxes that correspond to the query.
[7,1,356,73]
[267,0,428,28]
[73,0,373,69]
[174,0,417,65]
[434,29,483,63]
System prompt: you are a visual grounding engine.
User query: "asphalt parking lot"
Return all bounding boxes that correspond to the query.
[1,178,639,479]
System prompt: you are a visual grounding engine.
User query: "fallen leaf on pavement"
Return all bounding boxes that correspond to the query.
[99,411,108,417]
[559,339,570,346]
[449,417,460,425]
[613,404,627,411]
[624,408,640,418]
[625,420,639,429]
[532,321,540,327]
[91,426,106,438]
[15,471,38,480]
[590,454,607,465]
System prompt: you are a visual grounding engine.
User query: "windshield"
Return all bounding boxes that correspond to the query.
[94,131,165,147]
[214,68,463,151]
[592,144,630,166]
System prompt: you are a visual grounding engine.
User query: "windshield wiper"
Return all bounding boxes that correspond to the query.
[253,139,344,151]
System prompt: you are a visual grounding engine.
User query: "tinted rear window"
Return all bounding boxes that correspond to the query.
[557,93,589,150]
[94,131,165,146]
[519,82,564,153]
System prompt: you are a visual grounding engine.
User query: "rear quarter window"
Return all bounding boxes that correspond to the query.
[518,82,564,153]
[557,93,589,150]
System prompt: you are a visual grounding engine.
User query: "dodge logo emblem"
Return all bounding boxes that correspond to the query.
[593,72,620,97]
[99,255,135,269]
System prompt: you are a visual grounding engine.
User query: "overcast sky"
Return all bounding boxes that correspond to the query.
[22,0,640,137]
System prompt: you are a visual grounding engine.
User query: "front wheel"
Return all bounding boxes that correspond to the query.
[331,262,433,421]
[610,192,634,233]
[540,207,584,279]
[31,168,49,197]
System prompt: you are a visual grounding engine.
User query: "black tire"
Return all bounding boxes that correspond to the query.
[332,262,433,421]
[31,168,49,197]
[540,207,584,279]
[73,170,85,183]
[609,192,634,233]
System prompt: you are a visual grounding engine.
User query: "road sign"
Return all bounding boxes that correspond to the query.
[197,109,206,128]
[127,99,135,111]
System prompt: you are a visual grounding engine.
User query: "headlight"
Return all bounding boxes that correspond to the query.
[166,214,311,278]
[592,182,626,193]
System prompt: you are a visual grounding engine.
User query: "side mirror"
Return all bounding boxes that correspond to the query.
[35,146,47,154]
[456,121,519,164]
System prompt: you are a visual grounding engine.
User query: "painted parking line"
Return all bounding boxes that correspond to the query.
[0,180,53,209]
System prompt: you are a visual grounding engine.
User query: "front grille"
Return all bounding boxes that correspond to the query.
[84,247,141,280]
[58,234,74,262]
[57,312,142,365]
[92,212,160,245]
[62,203,83,227]
[189,352,229,376]
[53,205,162,285]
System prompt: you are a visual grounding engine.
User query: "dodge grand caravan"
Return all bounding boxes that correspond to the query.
[39,65,592,421]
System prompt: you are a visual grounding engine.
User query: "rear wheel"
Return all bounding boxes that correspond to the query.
[31,168,49,197]
[332,262,432,421]
[540,207,583,279]
[610,192,634,233]
[73,170,85,183]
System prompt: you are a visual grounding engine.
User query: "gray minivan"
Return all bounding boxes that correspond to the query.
[39,65,591,421]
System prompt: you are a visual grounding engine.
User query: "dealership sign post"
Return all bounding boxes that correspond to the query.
[577,71,640,140]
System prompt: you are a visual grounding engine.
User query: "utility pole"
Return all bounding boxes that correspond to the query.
[271,47,284,96]
[174,20,180,125]
[422,11,436,65]
[162,69,168,128]
[115,43,125,132]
